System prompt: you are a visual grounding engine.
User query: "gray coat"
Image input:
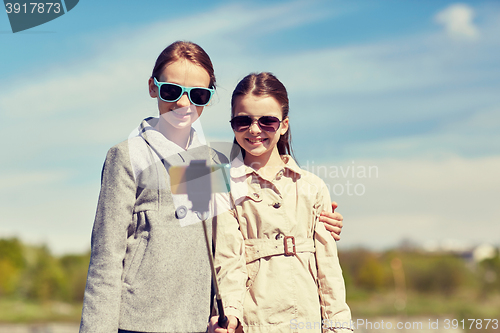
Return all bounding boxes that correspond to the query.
[80,118,228,333]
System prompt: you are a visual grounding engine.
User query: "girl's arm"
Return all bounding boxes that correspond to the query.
[314,183,353,332]
[79,143,136,333]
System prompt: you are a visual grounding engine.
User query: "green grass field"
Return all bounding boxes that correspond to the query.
[0,299,82,323]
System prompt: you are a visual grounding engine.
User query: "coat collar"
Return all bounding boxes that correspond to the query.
[229,154,302,179]
[138,117,210,166]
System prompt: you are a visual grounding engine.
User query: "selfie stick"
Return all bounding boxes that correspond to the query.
[185,160,228,329]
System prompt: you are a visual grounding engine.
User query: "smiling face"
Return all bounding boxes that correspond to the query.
[148,59,211,131]
[232,94,289,165]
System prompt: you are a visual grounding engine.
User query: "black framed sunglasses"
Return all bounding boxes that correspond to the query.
[153,78,214,106]
[230,115,282,132]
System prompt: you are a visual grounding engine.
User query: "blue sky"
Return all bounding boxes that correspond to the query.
[1,0,499,254]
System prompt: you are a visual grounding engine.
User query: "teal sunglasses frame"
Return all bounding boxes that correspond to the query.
[153,77,215,106]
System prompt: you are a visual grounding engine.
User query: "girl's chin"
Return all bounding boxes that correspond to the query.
[242,145,269,157]
[243,142,265,151]
[171,122,193,130]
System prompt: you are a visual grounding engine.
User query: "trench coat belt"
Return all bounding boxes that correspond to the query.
[244,237,315,263]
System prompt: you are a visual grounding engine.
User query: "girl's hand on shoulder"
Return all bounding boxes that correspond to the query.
[320,201,343,241]
[208,315,240,333]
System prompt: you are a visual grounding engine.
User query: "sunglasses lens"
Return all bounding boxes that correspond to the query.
[190,88,212,106]
[230,116,252,132]
[230,116,281,132]
[258,116,281,132]
[159,83,182,102]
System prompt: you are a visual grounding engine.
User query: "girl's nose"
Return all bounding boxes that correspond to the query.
[176,92,191,107]
[248,120,261,134]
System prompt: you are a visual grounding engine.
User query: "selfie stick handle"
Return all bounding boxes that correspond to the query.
[186,160,228,328]
[202,218,228,328]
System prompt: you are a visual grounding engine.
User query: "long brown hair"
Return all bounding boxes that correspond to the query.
[230,72,295,160]
[151,41,216,89]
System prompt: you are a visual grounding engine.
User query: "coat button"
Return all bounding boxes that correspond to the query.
[273,202,281,209]
[175,205,188,219]
[253,193,260,199]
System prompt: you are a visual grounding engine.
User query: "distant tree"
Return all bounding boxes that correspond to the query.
[24,245,70,302]
[0,259,19,296]
[356,253,385,291]
[60,252,90,302]
[339,249,388,291]
[0,238,25,268]
[478,251,500,294]
[0,238,26,296]
[403,252,469,296]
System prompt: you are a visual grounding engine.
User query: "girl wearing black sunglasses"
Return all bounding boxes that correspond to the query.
[210,73,352,333]
[80,42,344,333]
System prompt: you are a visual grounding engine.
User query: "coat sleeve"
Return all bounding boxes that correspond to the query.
[79,144,136,333]
[314,181,353,332]
[213,193,247,321]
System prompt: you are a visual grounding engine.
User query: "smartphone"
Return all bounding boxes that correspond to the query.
[169,160,230,195]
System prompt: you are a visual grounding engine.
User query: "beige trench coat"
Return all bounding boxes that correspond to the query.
[214,156,352,333]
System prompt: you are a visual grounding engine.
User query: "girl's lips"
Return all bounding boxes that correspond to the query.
[168,105,197,118]
[246,138,268,145]
[170,108,191,119]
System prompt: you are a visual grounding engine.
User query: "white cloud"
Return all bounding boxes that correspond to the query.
[0,60,150,119]
[442,106,500,132]
[0,171,99,255]
[0,170,70,190]
[328,103,500,163]
[316,155,500,249]
[269,29,496,97]
[435,3,479,40]
[339,213,496,250]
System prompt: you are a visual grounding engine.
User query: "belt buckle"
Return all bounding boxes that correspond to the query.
[284,236,296,256]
